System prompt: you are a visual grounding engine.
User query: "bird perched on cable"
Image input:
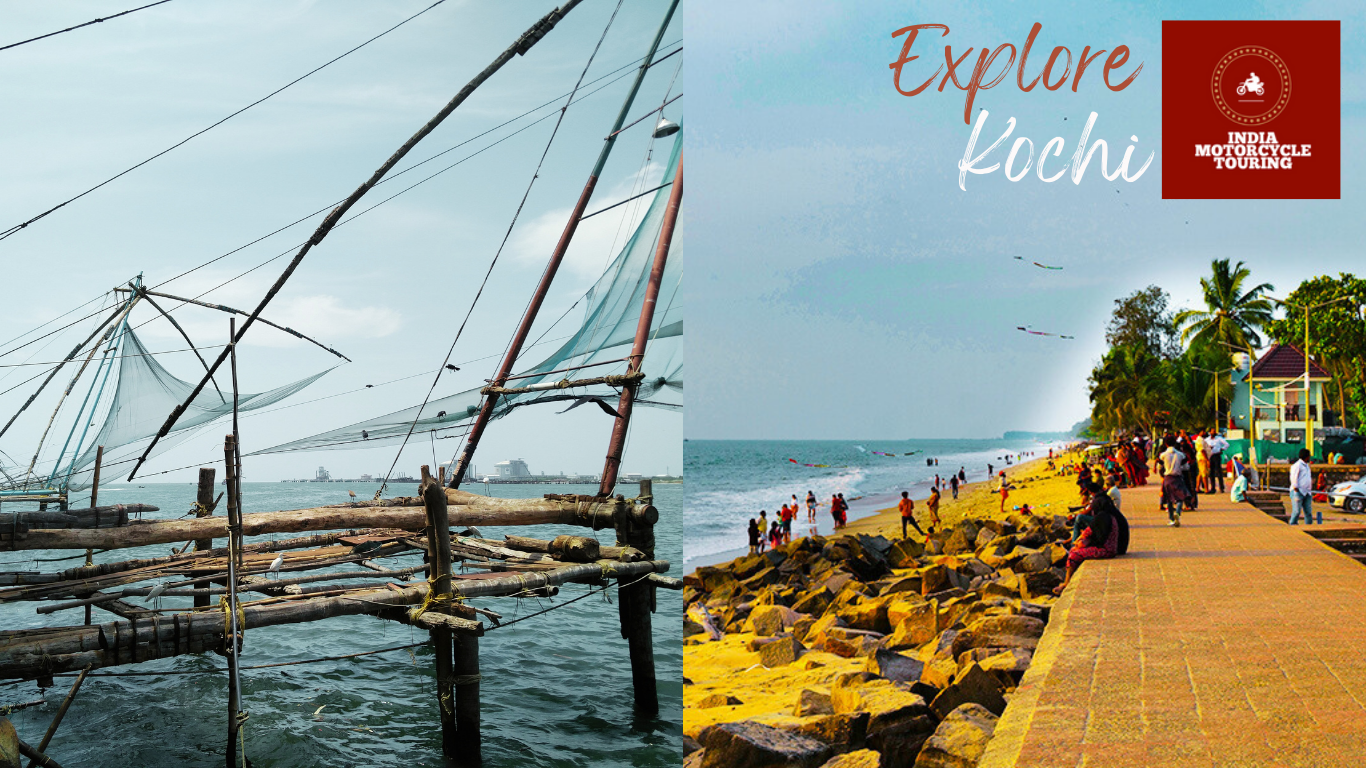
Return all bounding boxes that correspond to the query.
[445,364,460,371]
[268,553,285,579]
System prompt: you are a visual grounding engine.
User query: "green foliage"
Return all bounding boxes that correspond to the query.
[1090,260,1272,436]
[1105,286,1181,359]
[1266,273,1366,429]
[1173,258,1275,353]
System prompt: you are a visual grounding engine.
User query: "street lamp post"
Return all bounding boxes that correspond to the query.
[1265,293,1366,457]
[1192,365,1236,432]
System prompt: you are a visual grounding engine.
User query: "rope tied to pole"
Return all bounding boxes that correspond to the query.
[218,595,247,651]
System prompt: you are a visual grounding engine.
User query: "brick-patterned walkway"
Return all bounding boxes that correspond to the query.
[981,484,1366,768]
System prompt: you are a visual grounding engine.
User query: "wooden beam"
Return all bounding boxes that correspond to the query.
[3,494,640,551]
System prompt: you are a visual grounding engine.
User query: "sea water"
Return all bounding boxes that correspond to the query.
[0,481,682,767]
[684,439,1065,570]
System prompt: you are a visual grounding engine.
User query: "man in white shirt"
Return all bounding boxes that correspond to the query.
[1288,448,1317,525]
[1159,436,1188,527]
[1208,432,1229,494]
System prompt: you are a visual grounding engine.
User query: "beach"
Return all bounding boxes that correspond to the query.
[684,439,1069,572]
[682,448,1087,765]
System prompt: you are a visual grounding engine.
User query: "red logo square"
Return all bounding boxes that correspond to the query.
[1162,20,1339,199]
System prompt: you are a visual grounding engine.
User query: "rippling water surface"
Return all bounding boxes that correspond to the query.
[0,481,682,767]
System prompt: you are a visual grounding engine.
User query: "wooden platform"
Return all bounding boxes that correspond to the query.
[981,483,1366,767]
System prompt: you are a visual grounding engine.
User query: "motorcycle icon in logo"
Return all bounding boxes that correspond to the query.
[1236,72,1266,96]
[1212,47,1290,125]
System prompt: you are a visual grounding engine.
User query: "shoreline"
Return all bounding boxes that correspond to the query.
[682,449,1089,764]
[685,453,1061,573]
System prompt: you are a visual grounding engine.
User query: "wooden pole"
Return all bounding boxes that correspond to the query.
[453,631,481,765]
[224,432,242,768]
[24,666,89,768]
[83,447,102,626]
[126,0,587,482]
[597,157,682,496]
[222,431,241,765]
[194,467,217,609]
[225,317,245,768]
[2,497,635,551]
[616,478,658,714]
[421,466,460,763]
[450,0,681,490]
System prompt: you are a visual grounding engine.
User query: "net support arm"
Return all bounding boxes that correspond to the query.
[124,1,584,482]
[134,286,227,402]
[116,287,350,363]
[598,155,681,495]
[0,301,126,441]
[451,0,681,489]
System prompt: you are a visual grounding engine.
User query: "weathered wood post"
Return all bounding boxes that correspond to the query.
[615,479,659,714]
[84,447,102,626]
[193,467,216,609]
[452,630,480,764]
[223,434,242,768]
[26,665,89,768]
[420,466,462,763]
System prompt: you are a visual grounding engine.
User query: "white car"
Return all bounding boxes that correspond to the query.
[1328,478,1366,514]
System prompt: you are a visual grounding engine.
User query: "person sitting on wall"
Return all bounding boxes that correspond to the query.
[1230,469,1250,503]
[1054,487,1123,595]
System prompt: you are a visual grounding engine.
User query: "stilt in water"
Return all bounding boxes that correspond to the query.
[83,446,102,626]
[615,479,659,715]
[420,466,463,764]
[193,467,217,609]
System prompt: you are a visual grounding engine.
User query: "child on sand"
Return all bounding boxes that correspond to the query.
[747,518,759,555]
[756,511,768,552]
[806,490,817,523]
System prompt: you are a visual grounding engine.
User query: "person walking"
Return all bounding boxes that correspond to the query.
[1159,436,1188,527]
[806,490,817,523]
[949,473,959,500]
[927,486,942,531]
[1288,448,1319,525]
[958,467,966,484]
[898,491,923,539]
[835,493,849,528]
[830,494,842,529]
[1209,431,1228,493]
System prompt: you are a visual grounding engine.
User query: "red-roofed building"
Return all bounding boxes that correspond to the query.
[1231,344,1331,449]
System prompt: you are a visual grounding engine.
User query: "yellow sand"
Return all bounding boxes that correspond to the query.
[844,454,1085,538]
[684,452,1089,738]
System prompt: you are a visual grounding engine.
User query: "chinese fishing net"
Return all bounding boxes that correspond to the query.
[49,327,332,490]
[252,131,684,456]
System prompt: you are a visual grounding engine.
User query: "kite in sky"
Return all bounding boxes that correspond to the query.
[1017,326,1075,340]
[1013,256,1063,270]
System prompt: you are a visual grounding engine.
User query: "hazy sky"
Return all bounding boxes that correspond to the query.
[0,1,683,483]
[685,0,1365,440]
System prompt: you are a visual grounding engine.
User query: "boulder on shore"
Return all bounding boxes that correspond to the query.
[912,703,998,768]
[700,720,832,768]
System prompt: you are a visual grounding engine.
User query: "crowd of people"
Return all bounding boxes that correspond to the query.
[746,491,853,555]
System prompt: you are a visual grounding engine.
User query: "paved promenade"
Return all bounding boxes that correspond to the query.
[981,483,1366,768]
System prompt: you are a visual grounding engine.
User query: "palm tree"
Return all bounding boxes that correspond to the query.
[1174,259,1275,353]
[1088,344,1166,436]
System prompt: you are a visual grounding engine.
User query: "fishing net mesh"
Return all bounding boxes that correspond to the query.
[54,329,332,490]
[251,131,684,456]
